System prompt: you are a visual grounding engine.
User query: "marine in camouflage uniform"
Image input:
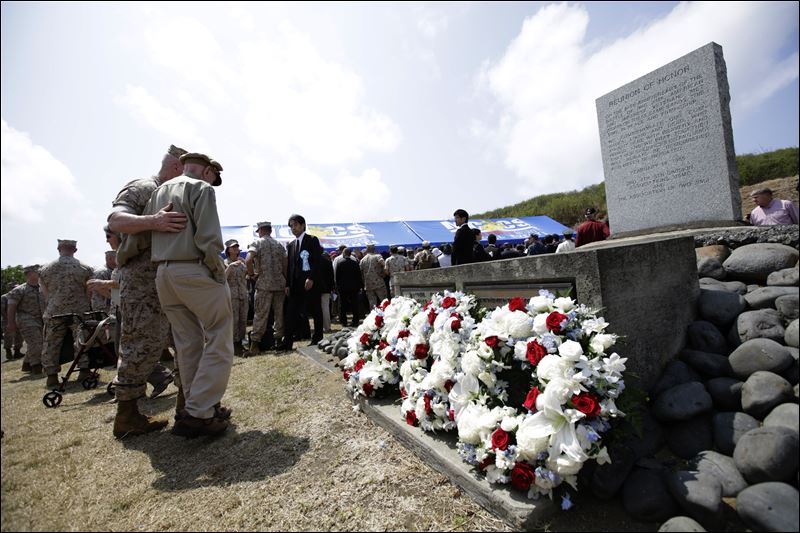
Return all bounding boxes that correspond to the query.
[6,265,45,372]
[38,240,94,384]
[107,145,189,438]
[224,240,248,353]
[245,221,287,356]
[90,251,116,313]
[359,245,387,310]
[2,286,24,359]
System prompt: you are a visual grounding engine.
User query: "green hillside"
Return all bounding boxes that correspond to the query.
[475,147,798,227]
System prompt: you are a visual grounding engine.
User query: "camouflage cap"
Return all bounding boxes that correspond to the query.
[224,239,239,249]
[58,239,77,247]
[256,221,272,230]
[168,145,188,159]
[23,264,40,274]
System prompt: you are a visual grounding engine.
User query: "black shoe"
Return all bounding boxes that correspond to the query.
[275,342,292,352]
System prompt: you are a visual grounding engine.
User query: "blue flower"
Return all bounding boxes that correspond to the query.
[561,493,573,511]
[585,426,601,443]
[536,451,549,461]
[539,289,555,299]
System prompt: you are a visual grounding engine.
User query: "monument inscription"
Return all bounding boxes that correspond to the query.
[597,42,741,234]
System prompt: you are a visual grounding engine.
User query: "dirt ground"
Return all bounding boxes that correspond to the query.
[0,341,658,532]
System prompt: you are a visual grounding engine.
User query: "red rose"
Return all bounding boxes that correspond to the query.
[546,312,568,333]
[442,296,457,309]
[491,428,510,450]
[378,340,388,350]
[405,410,418,426]
[360,333,370,345]
[526,340,547,366]
[508,297,527,313]
[385,351,398,362]
[423,300,432,311]
[479,456,494,471]
[484,336,499,348]
[354,359,365,372]
[362,382,374,396]
[523,387,540,412]
[428,309,437,326]
[451,318,462,331]
[398,330,410,339]
[571,393,601,417]
[448,409,455,421]
[400,386,407,399]
[423,395,433,415]
[414,343,429,359]
[444,379,454,393]
[343,370,351,381]
[380,299,390,310]
[375,315,384,328]
[510,462,536,491]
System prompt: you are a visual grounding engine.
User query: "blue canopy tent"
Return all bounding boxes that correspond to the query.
[403,217,574,248]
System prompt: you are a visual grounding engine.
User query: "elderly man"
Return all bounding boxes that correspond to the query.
[90,251,117,313]
[575,207,610,248]
[245,221,287,357]
[384,245,411,297]
[224,239,248,355]
[145,152,233,437]
[38,240,95,387]
[360,244,387,309]
[6,265,45,373]
[2,283,24,360]
[749,187,799,226]
[107,144,189,438]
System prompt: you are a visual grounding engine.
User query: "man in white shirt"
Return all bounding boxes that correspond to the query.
[555,231,576,253]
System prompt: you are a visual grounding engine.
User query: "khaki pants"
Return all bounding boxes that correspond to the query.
[156,262,233,419]
[251,289,285,342]
[364,285,387,310]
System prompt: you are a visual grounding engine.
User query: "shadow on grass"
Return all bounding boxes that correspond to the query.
[122,427,310,491]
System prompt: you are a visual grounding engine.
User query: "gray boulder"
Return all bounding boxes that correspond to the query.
[775,293,799,321]
[786,319,799,348]
[736,309,785,344]
[690,450,748,497]
[652,360,702,398]
[695,245,731,263]
[680,349,733,378]
[665,470,725,530]
[722,243,799,283]
[686,321,729,355]
[590,442,637,500]
[712,411,760,456]
[697,257,726,280]
[741,371,794,419]
[658,516,706,532]
[653,382,713,422]
[705,377,743,411]
[622,467,679,522]
[763,403,799,433]
[737,482,799,533]
[699,278,748,294]
[729,339,793,379]
[766,265,799,286]
[744,286,800,309]
[698,289,746,328]
[733,426,799,484]
[666,416,714,459]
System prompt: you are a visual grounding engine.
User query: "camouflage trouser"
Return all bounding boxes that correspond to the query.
[251,289,285,342]
[3,329,22,351]
[112,301,173,392]
[113,256,168,402]
[17,315,43,366]
[231,296,247,343]
[364,285,387,310]
[42,317,87,375]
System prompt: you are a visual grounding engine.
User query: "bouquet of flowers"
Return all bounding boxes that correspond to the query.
[400,291,480,431]
[450,291,626,501]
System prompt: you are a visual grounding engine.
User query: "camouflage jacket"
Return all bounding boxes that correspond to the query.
[6,283,45,323]
[248,236,287,291]
[38,256,93,317]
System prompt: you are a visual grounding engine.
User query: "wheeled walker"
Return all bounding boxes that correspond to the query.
[42,311,117,408]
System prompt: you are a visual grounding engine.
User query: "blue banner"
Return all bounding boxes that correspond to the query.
[403,217,573,245]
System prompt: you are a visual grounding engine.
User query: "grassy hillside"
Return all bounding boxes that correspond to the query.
[476,147,799,227]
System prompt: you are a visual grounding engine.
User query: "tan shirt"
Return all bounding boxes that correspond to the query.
[247,236,287,291]
[112,176,161,267]
[144,174,226,283]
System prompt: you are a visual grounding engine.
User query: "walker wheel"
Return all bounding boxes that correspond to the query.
[107,382,115,397]
[82,376,99,390]
[43,391,63,408]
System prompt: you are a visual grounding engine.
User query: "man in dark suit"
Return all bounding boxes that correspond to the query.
[277,214,324,350]
[334,247,363,327]
[451,209,474,266]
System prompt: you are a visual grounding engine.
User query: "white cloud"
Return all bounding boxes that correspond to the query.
[115,85,206,148]
[416,8,449,39]
[0,119,83,223]
[478,1,799,197]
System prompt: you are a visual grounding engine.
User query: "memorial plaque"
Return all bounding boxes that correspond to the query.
[399,285,455,304]
[596,42,741,234]
[464,281,574,310]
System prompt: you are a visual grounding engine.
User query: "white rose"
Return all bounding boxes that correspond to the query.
[449,374,479,409]
[514,414,552,460]
[532,313,549,335]
[529,296,552,312]
[457,403,490,444]
[461,350,485,377]
[478,370,496,389]
[547,454,584,476]
[553,297,574,313]
[558,340,584,361]
[536,355,570,382]
[589,333,615,354]
[502,311,534,339]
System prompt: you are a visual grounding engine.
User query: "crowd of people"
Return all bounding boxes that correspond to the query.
[2,145,796,442]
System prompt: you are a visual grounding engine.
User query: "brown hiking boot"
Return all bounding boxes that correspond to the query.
[46,374,60,388]
[175,386,186,417]
[171,409,229,438]
[242,344,259,358]
[214,402,232,420]
[30,364,43,375]
[21,361,32,372]
[233,341,244,356]
[113,399,169,439]
[13,348,22,359]
[4,348,12,360]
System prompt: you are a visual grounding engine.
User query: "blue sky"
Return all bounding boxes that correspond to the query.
[2,1,798,269]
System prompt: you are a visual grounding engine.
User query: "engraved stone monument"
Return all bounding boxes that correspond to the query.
[596,42,741,235]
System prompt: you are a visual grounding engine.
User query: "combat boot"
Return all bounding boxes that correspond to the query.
[175,386,186,417]
[4,348,12,360]
[46,374,60,388]
[113,399,168,439]
[242,343,259,358]
[233,341,243,356]
[21,361,32,372]
[171,409,229,438]
[13,348,23,359]
[30,364,43,375]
